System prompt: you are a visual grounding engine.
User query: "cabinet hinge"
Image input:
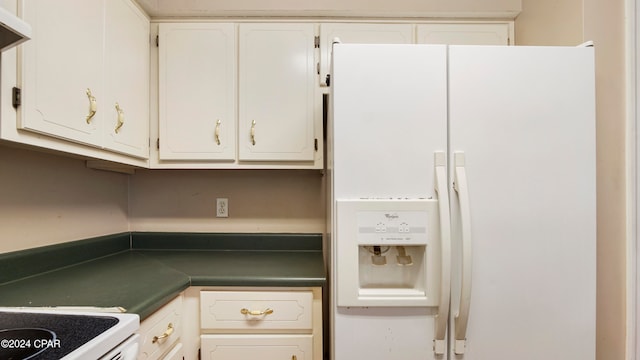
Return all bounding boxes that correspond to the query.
[12,87,21,109]
[314,138,318,151]
[316,62,320,75]
[157,138,160,150]
[314,36,320,48]
[156,35,159,47]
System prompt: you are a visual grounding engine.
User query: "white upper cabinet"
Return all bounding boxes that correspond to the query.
[158,23,237,161]
[11,1,512,170]
[19,0,103,146]
[103,0,150,159]
[155,22,320,168]
[416,23,512,45]
[18,0,149,159]
[238,23,316,162]
[319,23,414,86]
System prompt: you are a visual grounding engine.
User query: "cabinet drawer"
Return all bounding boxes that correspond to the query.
[161,342,183,360]
[138,295,183,360]
[201,334,313,360]
[200,290,313,331]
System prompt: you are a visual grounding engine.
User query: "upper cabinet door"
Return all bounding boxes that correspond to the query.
[416,23,512,45]
[17,0,150,161]
[158,23,237,161]
[238,23,316,162]
[19,0,104,146]
[319,23,414,86]
[103,0,150,159]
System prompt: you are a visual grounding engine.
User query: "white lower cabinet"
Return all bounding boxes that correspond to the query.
[138,294,184,360]
[160,342,184,360]
[191,287,322,360]
[201,334,313,360]
[200,290,313,331]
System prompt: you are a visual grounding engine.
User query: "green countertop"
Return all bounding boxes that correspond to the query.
[0,232,325,320]
[136,249,326,287]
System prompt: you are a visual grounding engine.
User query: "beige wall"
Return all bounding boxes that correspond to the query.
[517,0,628,359]
[0,145,129,253]
[515,0,583,45]
[0,143,324,254]
[583,0,628,358]
[128,169,325,233]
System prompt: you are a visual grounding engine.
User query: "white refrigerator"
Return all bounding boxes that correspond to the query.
[327,43,596,360]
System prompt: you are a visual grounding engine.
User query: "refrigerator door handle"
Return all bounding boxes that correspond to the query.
[433,152,451,355]
[453,152,472,355]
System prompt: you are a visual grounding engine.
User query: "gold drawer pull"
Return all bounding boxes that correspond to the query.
[86,88,97,124]
[152,323,174,344]
[114,102,124,133]
[250,120,256,145]
[240,308,274,316]
[292,356,297,360]
[215,119,221,145]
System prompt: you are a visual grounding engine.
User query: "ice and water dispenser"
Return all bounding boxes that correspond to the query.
[336,199,441,307]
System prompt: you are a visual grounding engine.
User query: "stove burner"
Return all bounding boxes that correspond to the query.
[0,328,56,359]
[0,311,119,359]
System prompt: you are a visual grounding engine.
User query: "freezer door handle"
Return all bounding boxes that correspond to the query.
[433,152,451,355]
[453,152,472,355]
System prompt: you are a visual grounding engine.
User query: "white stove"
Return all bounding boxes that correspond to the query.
[0,307,139,359]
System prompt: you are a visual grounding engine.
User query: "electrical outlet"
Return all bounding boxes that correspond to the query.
[216,198,229,218]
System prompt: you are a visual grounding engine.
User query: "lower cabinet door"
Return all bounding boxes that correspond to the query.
[201,334,313,360]
[138,295,183,360]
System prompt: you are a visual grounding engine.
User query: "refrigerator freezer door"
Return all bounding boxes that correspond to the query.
[433,151,451,355]
[448,45,596,360]
[330,43,448,199]
[330,43,448,360]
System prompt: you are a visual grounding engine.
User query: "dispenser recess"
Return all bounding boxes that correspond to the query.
[336,199,441,307]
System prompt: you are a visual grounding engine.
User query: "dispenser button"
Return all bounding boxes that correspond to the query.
[375,222,387,233]
[398,222,410,233]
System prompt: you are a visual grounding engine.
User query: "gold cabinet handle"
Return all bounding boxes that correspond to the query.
[86,88,97,124]
[152,323,174,344]
[215,119,221,145]
[240,308,273,316]
[292,356,297,360]
[114,102,124,133]
[250,120,256,145]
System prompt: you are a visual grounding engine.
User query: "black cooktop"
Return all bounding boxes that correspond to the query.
[0,311,119,360]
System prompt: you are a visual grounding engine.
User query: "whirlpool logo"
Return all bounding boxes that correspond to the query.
[384,213,399,220]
